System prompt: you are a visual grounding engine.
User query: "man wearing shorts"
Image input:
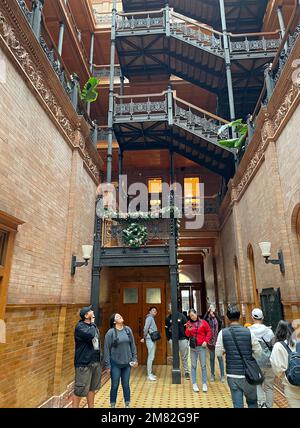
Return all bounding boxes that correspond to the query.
[72,305,102,408]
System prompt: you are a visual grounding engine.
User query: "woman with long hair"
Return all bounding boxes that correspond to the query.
[104,313,138,408]
[185,308,212,393]
[270,320,300,408]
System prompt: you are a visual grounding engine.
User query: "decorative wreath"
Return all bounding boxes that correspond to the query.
[122,223,148,248]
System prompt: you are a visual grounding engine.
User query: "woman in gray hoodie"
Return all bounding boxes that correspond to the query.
[140,306,159,381]
[104,313,138,408]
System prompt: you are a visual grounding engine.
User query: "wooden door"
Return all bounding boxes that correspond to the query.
[118,281,166,365]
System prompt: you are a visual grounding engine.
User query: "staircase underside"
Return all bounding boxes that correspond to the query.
[113,120,235,180]
[121,0,269,33]
[116,35,275,118]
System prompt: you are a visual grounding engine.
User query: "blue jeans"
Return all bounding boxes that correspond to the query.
[208,347,225,377]
[110,361,131,405]
[190,346,207,385]
[227,377,258,408]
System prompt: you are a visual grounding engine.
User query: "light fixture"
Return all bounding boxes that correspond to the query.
[258,242,285,274]
[71,245,93,275]
[178,258,183,264]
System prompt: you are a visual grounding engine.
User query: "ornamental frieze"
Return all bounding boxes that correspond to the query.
[0,10,99,182]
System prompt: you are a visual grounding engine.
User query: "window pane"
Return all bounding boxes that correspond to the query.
[192,289,201,315]
[123,288,138,304]
[0,230,8,267]
[181,290,190,313]
[146,288,161,304]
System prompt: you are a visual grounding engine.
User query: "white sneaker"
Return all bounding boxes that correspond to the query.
[202,384,208,392]
[193,383,199,392]
[147,374,157,381]
[150,373,157,379]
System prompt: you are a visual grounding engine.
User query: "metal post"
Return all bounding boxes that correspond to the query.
[107,0,117,184]
[58,21,65,56]
[31,0,45,40]
[219,0,235,121]
[246,114,255,146]
[118,149,123,176]
[277,6,288,52]
[90,205,102,326]
[92,121,98,147]
[71,73,80,111]
[89,32,95,74]
[169,150,181,384]
[120,70,125,96]
[167,85,173,126]
[77,29,82,42]
[264,63,274,102]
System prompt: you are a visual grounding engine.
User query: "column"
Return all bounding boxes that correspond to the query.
[169,150,181,384]
[58,21,65,56]
[31,0,45,40]
[219,0,235,121]
[277,6,288,52]
[90,209,102,325]
[107,0,117,184]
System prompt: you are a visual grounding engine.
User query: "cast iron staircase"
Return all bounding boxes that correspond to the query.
[113,89,236,180]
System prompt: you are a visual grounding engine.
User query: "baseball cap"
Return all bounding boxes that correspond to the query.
[252,308,263,320]
[79,305,92,320]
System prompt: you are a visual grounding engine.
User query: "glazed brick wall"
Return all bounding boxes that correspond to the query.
[0,306,60,408]
[0,44,97,406]
[0,46,96,304]
[220,213,238,303]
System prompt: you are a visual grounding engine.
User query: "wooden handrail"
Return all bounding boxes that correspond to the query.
[118,8,165,17]
[174,96,229,124]
[230,29,282,38]
[114,90,167,99]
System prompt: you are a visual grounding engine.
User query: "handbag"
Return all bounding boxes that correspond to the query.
[229,327,264,385]
[150,330,161,342]
[189,321,201,349]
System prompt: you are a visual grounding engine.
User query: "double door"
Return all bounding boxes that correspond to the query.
[117,282,166,365]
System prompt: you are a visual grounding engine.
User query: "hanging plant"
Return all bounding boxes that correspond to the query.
[80,76,100,103]
[122,223,148,248]
[217,119,248,149]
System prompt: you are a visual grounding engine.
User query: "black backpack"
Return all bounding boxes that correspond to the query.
[281,341,300,386]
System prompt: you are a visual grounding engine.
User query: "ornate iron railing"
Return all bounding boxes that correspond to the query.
[113,92,169,122]
[230,32,282,55]
[102,218,170,247]
[173,96,231,145]
[93,65,122,78]
[93,12,113,27]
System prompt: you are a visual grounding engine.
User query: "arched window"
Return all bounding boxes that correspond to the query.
[247,244,259,307]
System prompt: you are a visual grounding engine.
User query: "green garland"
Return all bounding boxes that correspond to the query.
[123,223,148,248]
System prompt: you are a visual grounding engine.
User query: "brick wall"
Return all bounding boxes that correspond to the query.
[0,41,97,406]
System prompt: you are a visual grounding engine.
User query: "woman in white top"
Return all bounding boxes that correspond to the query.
[270,320,300,408]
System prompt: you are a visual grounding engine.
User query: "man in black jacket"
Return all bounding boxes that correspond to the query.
[215,305,261,408]
[72,305,102,408]
[165,303,190,379]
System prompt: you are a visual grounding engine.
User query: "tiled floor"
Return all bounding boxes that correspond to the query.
[80,364,285,408]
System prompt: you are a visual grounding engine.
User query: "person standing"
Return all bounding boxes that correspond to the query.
[249,308,275,408]
[270,320,300,408]
[141,306,159,381]
[104,313,138,408]
[203,305,225,383]
[215,305,262,408]
[72,306,102,408]
[165,303,190,380]
[185,308,212,393]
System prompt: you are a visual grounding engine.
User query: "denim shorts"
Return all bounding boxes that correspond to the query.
[74,362,102,397]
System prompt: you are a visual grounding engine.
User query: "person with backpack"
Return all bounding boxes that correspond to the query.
[104,313,138,408]
[270,320,300,408]
[203,305,225,383]
[185,308,212,393]
[215,305,262,408]
[249,308,275,408]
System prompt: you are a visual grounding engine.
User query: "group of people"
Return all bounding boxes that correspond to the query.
[72,303,300,409]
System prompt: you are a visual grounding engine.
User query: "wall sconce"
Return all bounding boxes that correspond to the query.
[258,242,285,274]
[71,245,93,276]
[178,259,183,264]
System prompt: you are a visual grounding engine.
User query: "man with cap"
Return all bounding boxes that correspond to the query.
[249,308,275,408]
[72,305,102,408]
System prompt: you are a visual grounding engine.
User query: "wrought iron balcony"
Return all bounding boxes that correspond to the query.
[115,7,281,60]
